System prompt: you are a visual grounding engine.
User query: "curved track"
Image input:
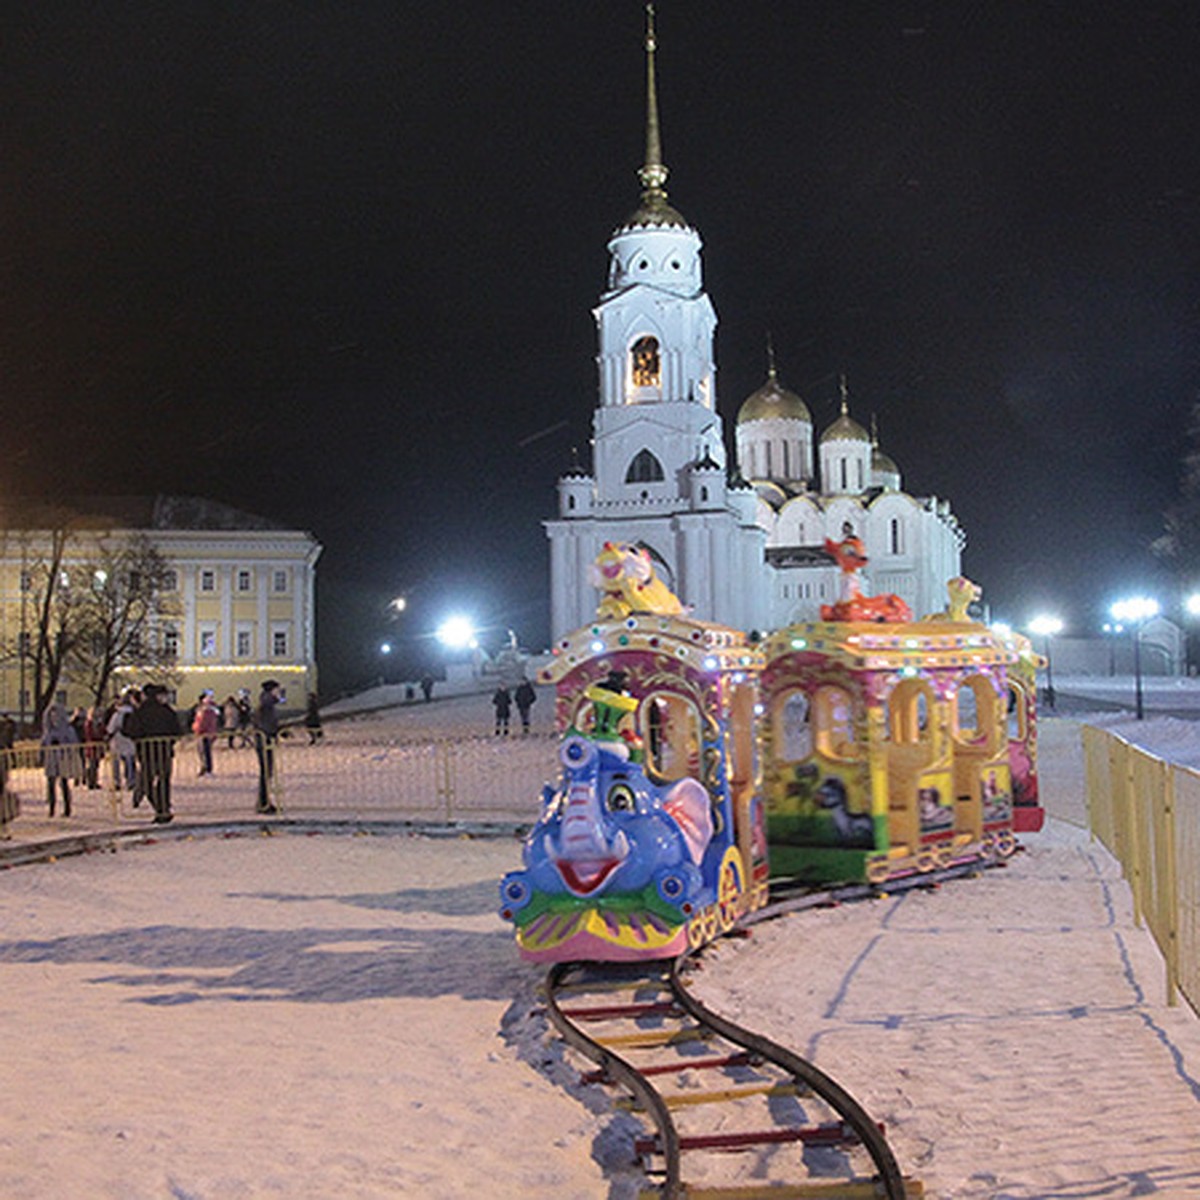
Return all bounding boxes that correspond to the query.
[546,953,919,1199]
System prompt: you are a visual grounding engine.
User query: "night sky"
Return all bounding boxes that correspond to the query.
[4,3,1199,689]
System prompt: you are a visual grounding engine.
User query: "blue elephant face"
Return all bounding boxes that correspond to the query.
[522,735,714,900]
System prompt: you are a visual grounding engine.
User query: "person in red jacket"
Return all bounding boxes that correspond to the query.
[192,691,220,775]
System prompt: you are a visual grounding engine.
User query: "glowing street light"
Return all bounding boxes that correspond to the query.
[1028,615,1064,710]
[391,595,408,614]
[1110,596,1159,719]
[436,615,478,651]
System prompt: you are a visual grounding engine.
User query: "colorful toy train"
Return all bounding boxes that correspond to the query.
[499,542,1045,963]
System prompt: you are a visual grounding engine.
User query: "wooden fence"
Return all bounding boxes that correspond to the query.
[1082,725,1199,1015]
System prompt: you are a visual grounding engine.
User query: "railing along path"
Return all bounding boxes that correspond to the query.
[0,728,558,833]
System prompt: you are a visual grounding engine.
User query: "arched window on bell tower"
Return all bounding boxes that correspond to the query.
[625,448,665,483]
[630,335,661,389]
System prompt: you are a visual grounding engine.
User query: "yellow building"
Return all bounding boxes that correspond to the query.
[0,496,321,720]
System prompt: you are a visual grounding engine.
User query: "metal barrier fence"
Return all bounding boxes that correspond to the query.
[1082,725,1199,1015]
[0,728,559,828]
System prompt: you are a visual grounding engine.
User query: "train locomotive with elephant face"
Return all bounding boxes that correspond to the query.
[500,540,1043,963]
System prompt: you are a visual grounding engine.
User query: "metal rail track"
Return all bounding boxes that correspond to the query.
[545,952,920,1199]
[540,859,1010,1194]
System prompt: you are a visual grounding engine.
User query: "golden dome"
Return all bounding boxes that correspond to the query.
[872,445,899,474]
[617,195,691,232]
[737,368,811,424]
[821,400,870,444]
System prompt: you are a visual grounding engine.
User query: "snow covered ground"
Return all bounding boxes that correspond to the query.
[0,700,1197,1198]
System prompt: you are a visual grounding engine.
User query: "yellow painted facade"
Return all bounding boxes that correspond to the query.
[0,498,321,720]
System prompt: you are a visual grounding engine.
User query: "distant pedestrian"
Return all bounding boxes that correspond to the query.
[223,695,240,749]
[128,684,179,824]
[492,685,512,737]
[83,705,105,788]
[107,688,139,794]
[192,691,220,775]
[420,674,435,703]
[69,707,87,784]
[304,692,323,745]
[253,680,283,814]
[236,690,253,746]
[41,703,80,817]
[0,713,15,837]
[514,679,537,734]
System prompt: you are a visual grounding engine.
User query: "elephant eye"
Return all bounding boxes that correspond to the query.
[607,784,635,812]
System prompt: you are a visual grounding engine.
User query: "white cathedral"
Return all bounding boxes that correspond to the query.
[545,14,964,640]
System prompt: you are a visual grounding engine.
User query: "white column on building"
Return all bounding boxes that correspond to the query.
[220,562,232,658]
[257,568,269,661]
[182,568,196,664]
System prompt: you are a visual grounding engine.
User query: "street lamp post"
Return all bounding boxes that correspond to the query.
[1028,615,1064,710]
[1110,597,1160,720]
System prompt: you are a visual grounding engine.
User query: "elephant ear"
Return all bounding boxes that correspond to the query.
[664,778,714,866]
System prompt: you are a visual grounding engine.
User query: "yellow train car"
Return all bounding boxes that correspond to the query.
[761,617,1019,886]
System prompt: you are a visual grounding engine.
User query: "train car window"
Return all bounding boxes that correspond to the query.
[887,678,935,744]
[1007,682,1028,741]
[641,692,701,781]
[956,684,978,737]
[954,675,997,746]
[812,685,856,761]
[773,689,813,764]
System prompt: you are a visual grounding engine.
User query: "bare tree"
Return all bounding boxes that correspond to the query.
[1153,397,1200,584]
[69,535,181,707]
[27,526,80,727]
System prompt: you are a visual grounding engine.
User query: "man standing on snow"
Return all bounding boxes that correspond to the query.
[253,680,283,814]
[128,684,179,824]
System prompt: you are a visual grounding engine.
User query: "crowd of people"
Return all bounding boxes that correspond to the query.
[31,684,324,825]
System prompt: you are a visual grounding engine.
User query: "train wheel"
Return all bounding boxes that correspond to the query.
[916,849,939,873]
[716,848,746,933]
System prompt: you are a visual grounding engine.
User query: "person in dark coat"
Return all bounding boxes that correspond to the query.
[514,679,537,734]
[253,680,283,814]
[492,685,512,737]
[127,684,179,824]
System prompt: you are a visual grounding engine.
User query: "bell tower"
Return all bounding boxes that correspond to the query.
[591,4,723,506]
[545,7,767,640]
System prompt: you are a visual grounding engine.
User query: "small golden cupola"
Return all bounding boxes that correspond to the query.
[735,338,814,489]
[818,375,873,494]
